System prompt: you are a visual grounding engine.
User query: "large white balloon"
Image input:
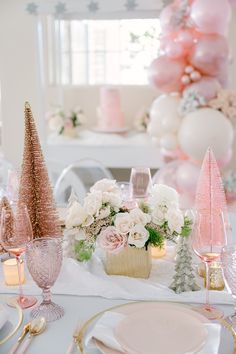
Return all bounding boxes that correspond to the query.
[178,108,234,161]
[149,94,182,135]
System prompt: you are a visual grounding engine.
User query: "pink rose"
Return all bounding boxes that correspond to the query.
[97,226,127,254]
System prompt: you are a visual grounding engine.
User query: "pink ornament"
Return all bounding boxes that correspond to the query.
[184,76,221,101]
[148,56,185,93]
[181,75,191,85]
[195,148,229,245]
[190,71,201,82]
[185,65,194,74]
[190,0,231,35]
[190,34,229,77]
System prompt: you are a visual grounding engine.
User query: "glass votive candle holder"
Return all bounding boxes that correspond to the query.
[2,258,25,286]
[198,262,224,291]
[151,242,166,259]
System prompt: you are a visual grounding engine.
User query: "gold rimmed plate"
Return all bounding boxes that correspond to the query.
[76,301,235,354]
[0,295,23,345]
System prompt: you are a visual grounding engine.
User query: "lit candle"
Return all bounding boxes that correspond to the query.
[2,258,25,286]
[151,242,166,258]
[198,262,224,290]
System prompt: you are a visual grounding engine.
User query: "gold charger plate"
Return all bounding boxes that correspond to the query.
[0,295,23,345]
[76,301,236,354]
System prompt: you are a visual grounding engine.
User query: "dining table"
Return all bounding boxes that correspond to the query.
[1,211,236,354]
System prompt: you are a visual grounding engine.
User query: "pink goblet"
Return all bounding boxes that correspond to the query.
[26,237,64,322]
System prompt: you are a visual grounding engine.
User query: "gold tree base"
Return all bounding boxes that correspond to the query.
[105,246,151,278]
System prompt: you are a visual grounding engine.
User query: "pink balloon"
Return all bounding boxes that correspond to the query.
[191,0,231,35]
[176,29,195,50]
[184,76,221,101]
[165,41,185,59]
[153,160,180,190]
[190,34,229,76]
[176,161,200,196]
[217,148,232,169]
[149,56,185,93]
[160,4,177,33]
[229,0,236,8]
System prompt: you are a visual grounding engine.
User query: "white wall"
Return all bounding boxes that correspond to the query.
[0,0,44,168]
[0,1,236,169]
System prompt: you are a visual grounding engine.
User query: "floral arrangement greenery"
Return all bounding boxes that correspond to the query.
[64,179,192,261]
[46,106,86,137]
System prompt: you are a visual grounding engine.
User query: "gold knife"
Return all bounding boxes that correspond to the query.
[8,323,30,354]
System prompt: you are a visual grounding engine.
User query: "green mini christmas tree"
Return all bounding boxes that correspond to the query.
[170,237,200,294]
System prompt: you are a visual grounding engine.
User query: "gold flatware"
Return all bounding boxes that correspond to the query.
[17,317,46,354]
[8,323,30,354]
[0,296,23,346]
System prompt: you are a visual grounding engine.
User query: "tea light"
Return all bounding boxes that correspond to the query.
[151,242,166,258]
[2,258,25,286]
[198,262,224,291]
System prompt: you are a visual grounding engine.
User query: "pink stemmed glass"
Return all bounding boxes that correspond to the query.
[26,237,64,322]
[192,210,228,320]
[130,167,152,200]
[0,203,37,309]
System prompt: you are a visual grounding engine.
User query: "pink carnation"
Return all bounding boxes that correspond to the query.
[97,226,127,254]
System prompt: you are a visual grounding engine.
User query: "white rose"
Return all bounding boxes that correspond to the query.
[114,212,134,235]
[102,191,122,209]
[166,208,184,234]
[151,206,166,226]
[96,205,111,219]
[128,224,149,248]
[90,179,120,194]
[65,201,93,228]
[130,208,151,225]
[84,191,103,216]
[149,184,179,208]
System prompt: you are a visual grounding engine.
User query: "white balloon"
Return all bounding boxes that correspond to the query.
[160,133,178,151]
[178,108,234,161]
[147,120,163,137]
[149,94,182,135]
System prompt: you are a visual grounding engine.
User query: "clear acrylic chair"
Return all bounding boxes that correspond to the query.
[53,158,113,206]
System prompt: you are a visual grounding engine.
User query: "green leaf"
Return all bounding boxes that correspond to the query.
[145,226,164,248]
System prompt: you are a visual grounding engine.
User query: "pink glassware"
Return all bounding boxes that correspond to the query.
[130,167,152,200]
[26,237,64,322]
[192,210,227,320]
[0,203,37,309]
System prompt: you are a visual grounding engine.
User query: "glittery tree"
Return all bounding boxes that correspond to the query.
[170,237,200,294]
[0,197,14,252]
[18,102,61,238]
[195,148,230,245]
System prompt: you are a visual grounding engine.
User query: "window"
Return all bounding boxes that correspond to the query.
[48,18,161,86]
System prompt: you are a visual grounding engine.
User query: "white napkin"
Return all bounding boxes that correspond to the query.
[85,311,221,354]
[0,304,9,331]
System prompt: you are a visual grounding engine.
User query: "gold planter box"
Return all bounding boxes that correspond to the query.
[105,246,152,278]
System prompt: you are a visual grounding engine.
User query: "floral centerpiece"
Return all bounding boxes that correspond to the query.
[46,106,86,138]
[64,179,192,278]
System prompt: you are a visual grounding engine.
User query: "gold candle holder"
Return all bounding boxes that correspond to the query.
[198,262,224,291]
[2,258,25,286]
[151,241,166,259]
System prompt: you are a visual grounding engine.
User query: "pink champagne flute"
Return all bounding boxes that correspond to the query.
[191,210,227,320]
[0,203,37,309]
[130,167,152,200]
